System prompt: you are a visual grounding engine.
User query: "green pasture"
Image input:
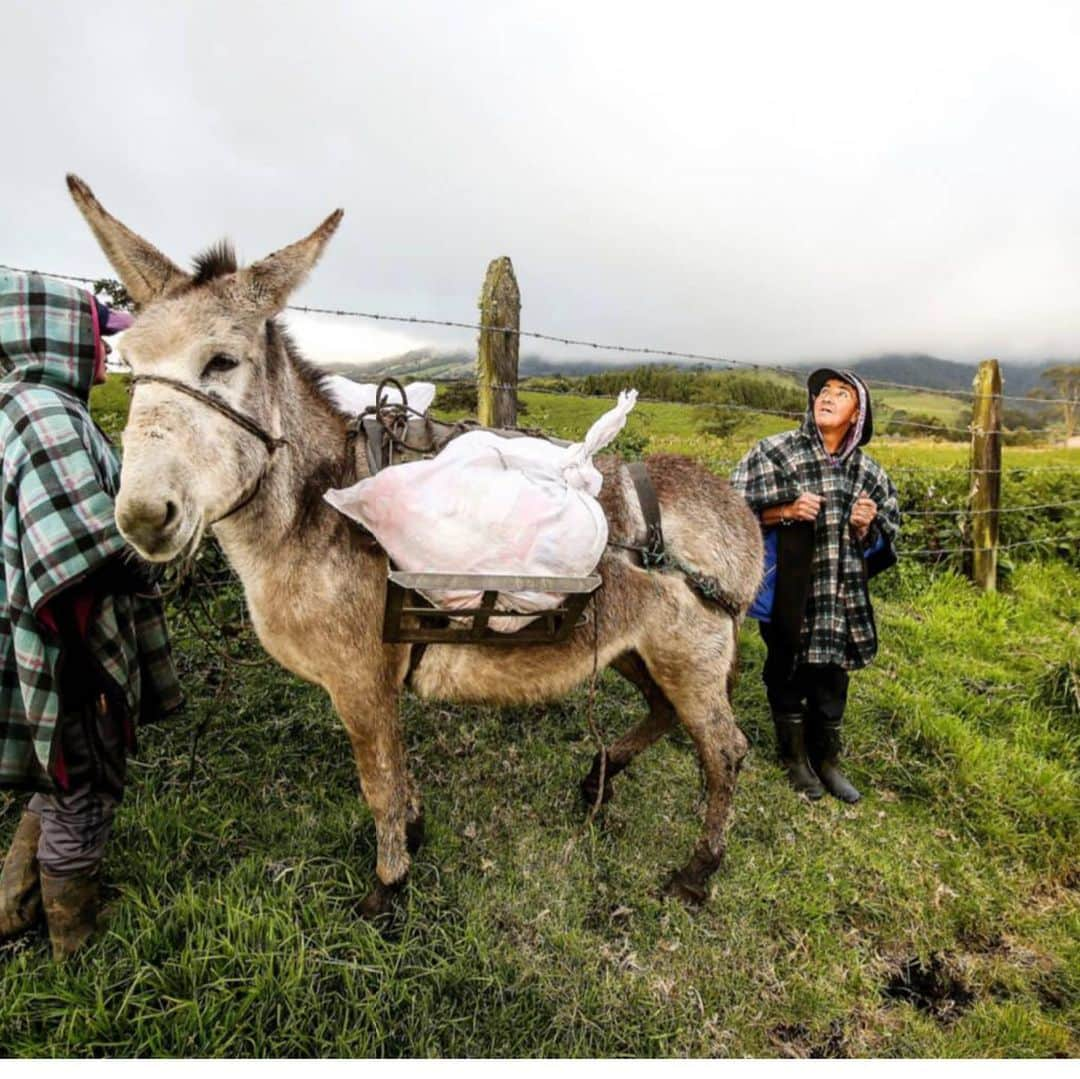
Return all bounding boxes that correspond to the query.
[2,376,1075,1057]
[873,390,968,424]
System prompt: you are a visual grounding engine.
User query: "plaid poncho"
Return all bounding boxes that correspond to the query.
[730,382,900,670]
[0,272,180,791]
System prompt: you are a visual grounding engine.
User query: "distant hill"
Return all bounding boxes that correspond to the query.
[325,348,1062,401]
[813,354,1056,398]
[326,350,721,382]
[320,349,473,381]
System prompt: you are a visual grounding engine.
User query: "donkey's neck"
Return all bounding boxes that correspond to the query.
[212,351,358,581]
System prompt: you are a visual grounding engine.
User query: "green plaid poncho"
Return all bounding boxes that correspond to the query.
[730,385,900,670]
[0,271,180,791]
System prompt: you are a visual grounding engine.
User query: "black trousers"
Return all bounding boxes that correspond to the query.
[27,697,126,876]
[26,584,129,877]
[758,621,849,721]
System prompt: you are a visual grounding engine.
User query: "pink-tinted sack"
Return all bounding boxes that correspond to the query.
[324,391,637,631]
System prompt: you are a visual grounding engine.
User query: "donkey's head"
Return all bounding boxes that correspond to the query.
[68,175,343,561]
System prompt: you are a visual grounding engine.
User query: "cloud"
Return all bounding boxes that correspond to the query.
[278,310,424,368]
[5,1,1080,365]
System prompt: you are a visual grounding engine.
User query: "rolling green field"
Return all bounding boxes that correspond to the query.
[873,390,968,424]
[1,378,1076,1057]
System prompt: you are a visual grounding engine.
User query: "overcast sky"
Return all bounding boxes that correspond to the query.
[4,1,1079,368]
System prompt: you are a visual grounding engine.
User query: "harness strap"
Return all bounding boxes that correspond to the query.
[627,460,665,564]
[129,375,288,454]
[405,643,428,688]
[615,460,743,621]
[361,415,385,474]
[210,467,268,526]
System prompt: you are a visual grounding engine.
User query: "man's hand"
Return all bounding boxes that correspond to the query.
[850,494,878,540]
[784,492,824,522]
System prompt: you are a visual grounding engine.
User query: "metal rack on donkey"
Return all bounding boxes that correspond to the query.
[346,379,602,647]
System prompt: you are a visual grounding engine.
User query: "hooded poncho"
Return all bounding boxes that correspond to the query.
[0,271,181,791]
[730,370,900,670]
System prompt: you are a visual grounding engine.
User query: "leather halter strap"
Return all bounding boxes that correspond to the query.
[129,374,288,454]
[128,373,288,525]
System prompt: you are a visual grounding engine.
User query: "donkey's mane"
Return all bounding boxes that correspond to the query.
[267,319,351,422]
[191,240,238,286]
[266,319,358,531]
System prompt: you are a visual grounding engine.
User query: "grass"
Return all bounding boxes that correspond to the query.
[1,378,1076,1057]
[1,564,1075,1056]
[874,390,968,424]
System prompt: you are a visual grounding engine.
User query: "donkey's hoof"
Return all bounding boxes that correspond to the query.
[406,815,426,855]
[662,870,709,907]
[580,775,614,810]
[357,878,405,922]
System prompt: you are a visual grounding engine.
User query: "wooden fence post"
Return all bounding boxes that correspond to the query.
[477,256,520,428]
[969,359,1002,591]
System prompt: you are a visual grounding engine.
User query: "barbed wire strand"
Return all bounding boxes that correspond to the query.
[882,464,1078,475]
[2,261,1076,408]
[698,460,1079,475]
[698,458,1079,475]
[902,499,1080,516]
[899,535,1080,557]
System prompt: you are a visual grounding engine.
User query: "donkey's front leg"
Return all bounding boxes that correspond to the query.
[334,686,420,919]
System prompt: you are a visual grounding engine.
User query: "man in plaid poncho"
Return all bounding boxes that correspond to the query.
[0,271,181,959]
[731,369,900,804]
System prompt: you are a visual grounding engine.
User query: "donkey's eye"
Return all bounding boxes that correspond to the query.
[202,354,239,378]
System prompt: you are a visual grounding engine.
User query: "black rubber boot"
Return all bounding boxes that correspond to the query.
[810,719,862,804]
[772,712,825,800]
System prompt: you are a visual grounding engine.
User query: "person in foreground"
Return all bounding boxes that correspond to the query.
[731,369,900,804]
[0,271,181,960]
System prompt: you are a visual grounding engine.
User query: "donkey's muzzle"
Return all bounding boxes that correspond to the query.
[116,494,183,560]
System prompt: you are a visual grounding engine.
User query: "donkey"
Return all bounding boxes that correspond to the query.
[67,175,764,916]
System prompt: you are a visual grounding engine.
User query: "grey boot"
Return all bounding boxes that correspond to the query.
[810,719,862,804]
[41,870,100,961]
[0,811,43,941]
[772,712,825,800]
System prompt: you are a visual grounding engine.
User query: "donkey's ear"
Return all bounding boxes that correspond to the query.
[242,209,344,314]
[66,174,190,307]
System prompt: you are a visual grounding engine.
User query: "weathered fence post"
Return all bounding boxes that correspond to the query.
[969,359,1002,591]
[477,256,520,428]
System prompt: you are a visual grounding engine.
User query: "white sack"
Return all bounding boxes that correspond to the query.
[324,389,638,632]
[323,376,437,416]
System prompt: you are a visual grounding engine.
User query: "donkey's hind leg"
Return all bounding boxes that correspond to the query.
[640,622,748,905]
[580,651,678,808]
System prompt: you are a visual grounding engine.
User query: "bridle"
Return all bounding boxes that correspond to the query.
[128,374,289,525]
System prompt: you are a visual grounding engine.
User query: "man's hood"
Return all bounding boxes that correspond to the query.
[0,271,99,400]
[802,367,874,461]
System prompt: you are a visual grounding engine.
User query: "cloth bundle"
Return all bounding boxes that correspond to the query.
[325,390,638,631]
[323,376,437,417]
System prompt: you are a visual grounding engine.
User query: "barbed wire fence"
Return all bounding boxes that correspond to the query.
[8,260,1072,796]
[3,260,1077,578]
